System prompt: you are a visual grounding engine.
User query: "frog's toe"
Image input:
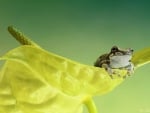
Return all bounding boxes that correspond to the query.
[123,75,128,79]
[123,70,134,79]
[109,74,114,79]
[107,71,121,79]
[112,70,121,78]
[127,72,133,77]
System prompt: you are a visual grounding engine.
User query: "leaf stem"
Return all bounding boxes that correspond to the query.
[84,98,98,113]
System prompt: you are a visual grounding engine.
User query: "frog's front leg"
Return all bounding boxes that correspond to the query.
[124,63,134,78]
[101,62,114,79]
[101,62,122,79]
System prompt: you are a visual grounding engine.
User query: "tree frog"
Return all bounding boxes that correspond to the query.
[94,46,134,78]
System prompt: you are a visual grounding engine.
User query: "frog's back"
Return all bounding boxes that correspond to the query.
[94,53,109,67]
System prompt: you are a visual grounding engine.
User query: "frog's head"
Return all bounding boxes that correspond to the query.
[109,46,134,68]
[110,46,133,56]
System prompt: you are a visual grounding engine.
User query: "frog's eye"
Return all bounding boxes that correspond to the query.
[130,49,134,52]
[111,46,118,52]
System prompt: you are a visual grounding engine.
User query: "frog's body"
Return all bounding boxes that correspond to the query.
[94,46,134,78]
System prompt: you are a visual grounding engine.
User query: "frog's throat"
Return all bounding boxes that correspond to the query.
[111,63,134,69]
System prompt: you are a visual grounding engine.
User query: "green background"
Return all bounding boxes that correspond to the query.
[0,1,150,113]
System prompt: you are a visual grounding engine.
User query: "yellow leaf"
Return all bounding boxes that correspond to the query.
[0,26,149,113]
[132,47,150,68]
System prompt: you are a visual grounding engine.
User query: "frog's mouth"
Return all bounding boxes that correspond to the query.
[109,55,132,68]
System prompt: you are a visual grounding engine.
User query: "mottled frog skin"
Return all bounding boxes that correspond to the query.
[94,46,134,78]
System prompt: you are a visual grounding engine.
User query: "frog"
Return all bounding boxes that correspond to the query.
[94,46,134,78]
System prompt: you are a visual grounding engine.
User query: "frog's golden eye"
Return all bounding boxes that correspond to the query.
[111,46,118,52]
